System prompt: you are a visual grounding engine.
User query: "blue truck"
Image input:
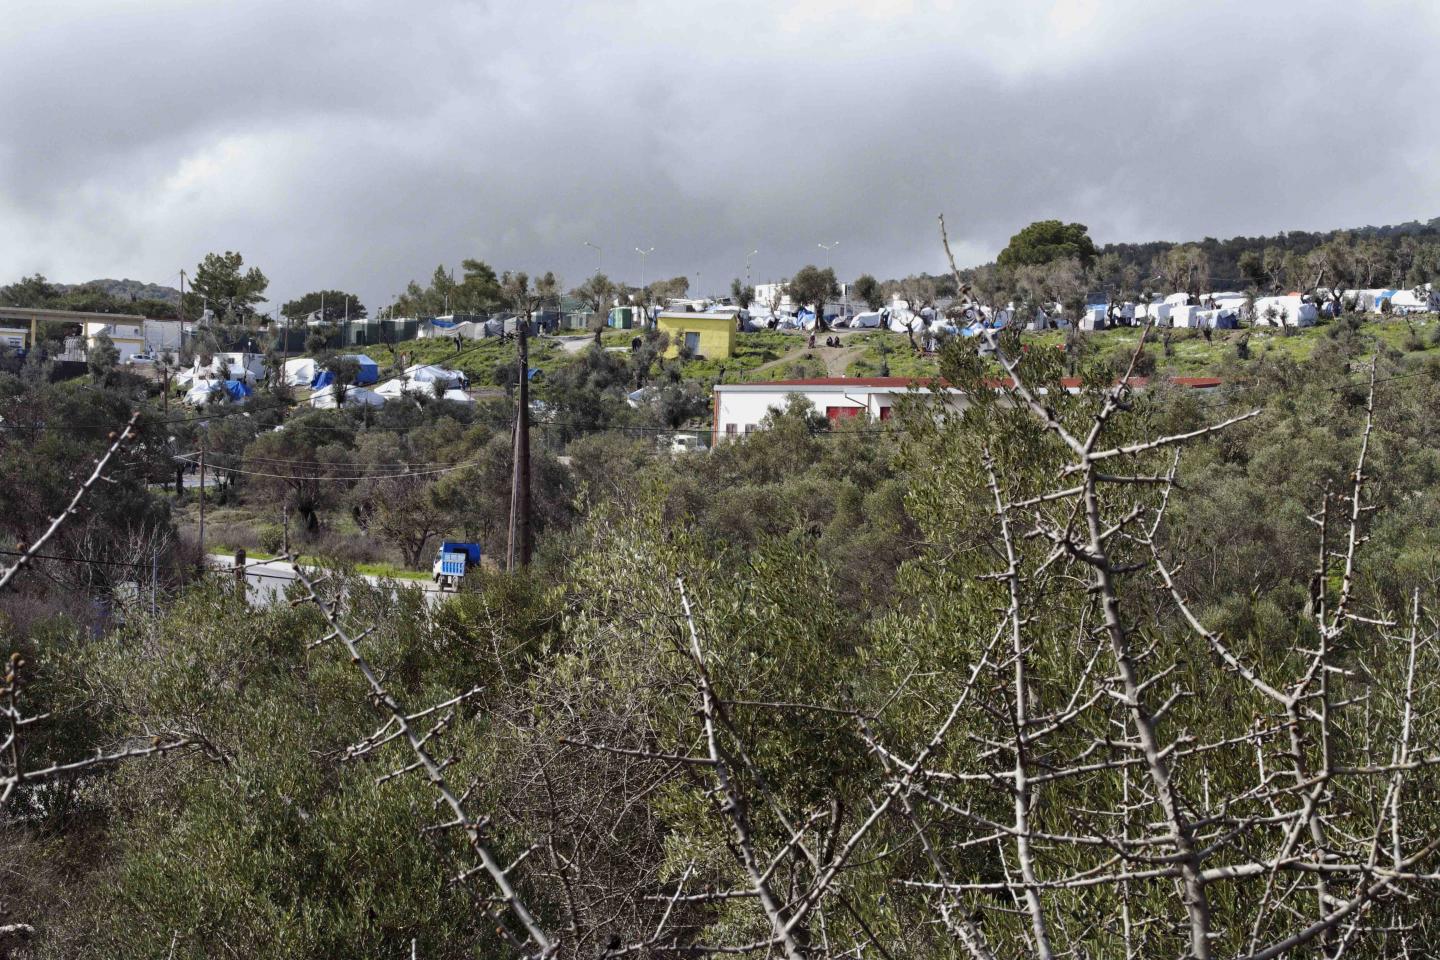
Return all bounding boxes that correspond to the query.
[431,540,482,591]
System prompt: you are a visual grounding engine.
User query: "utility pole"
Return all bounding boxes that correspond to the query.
[198,436,206,561]
[506,314,532,570]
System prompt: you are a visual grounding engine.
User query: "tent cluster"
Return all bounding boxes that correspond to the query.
[175,352,267,391]
[282,354,380,389]
[418,315,544,340]
[301,361,471,409]
[184,378,253,406]
[184,353,470,409]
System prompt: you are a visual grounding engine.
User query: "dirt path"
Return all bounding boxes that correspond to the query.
[747,338,868,378]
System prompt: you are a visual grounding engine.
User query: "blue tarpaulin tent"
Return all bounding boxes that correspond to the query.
[311,355,379,388]
[430,318,458,329]
[347,354,379,385]
[222,380,253,402]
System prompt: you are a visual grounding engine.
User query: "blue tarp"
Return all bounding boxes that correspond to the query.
[430,318,458,329]
[310,370,335,390]
[440,541,482,565]
[1214,310,1238,330]
[348,354,379,385]
[222,380,252,401]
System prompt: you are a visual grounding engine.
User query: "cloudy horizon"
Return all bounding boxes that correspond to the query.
[4,0,1438,311]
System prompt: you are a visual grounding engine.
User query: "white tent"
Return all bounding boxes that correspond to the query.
[180,356,255,388]
[850,310,884,329]
[283,358,318,386]
[1163,292,1191,307]
[1390,289,1434,314]
[1171,305,1205,329]
[375,378,417,400]
[183,379,225,406]
[441,388,474,404]
[1203,292,1248,313]
[215,351,266,380]
[306,384,386,409]
[887,308,925,333]
[404,364,465,388]
[1079,306,1107,331]
[1253,296,1317,328]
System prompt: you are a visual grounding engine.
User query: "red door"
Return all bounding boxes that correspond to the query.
[825,406,860,422]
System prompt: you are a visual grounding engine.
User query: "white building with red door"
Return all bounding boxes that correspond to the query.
[710,376,1222,444]
[711,377,960,442]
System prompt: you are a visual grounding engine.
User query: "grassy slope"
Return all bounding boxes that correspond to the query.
[584,318,1439,384]
[362,336,570,387]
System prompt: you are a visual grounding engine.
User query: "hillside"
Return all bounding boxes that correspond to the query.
[56,277,181,304]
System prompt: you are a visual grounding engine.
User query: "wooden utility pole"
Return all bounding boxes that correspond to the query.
[198,436,206,560]
[506,315,532,570]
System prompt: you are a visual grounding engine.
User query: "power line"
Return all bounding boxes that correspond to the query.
[0,547,156,570]
[173,453,486,481]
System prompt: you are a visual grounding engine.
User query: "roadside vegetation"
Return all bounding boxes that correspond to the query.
[4,220,1440,957]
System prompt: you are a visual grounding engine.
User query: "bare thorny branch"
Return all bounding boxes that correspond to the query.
[1,410,206,808]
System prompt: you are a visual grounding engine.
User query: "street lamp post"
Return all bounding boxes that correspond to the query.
[585,241,602,276]
[818,241,842,320]
[746,249,758,287]
[635,246,654,291]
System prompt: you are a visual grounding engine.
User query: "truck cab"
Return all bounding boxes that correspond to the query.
[432,540,482,591]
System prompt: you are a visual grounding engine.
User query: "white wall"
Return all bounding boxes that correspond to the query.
[715,387,968,441]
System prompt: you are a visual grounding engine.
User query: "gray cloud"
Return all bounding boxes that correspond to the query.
[2,0,1437,309]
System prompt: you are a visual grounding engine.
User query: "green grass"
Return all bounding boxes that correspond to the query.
[361,336,568,387]
[345,315,1439,394]
[831,317,1440,380]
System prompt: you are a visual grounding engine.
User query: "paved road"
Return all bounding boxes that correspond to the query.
[554,335,596,354]
[207,554,447,606]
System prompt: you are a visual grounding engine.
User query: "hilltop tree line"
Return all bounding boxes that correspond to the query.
[876,217,1440,332]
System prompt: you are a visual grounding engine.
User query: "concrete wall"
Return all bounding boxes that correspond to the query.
[658,313,736,359]
[714,386,968,442]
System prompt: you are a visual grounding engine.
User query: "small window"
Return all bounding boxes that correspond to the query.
[725,423,738,436]
[684,331,701,353]
[745,424,757,434]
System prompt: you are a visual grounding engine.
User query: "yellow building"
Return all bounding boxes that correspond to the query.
[657,312,735,360]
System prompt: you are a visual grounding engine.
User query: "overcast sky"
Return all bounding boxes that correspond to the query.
[3,0,1438,309]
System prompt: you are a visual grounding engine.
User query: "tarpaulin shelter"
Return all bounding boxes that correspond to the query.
[343,354,380,385]
[1253,295,1317,328]
[405,364,465,388]
[306,384,386,409]
[222,380,252,402]
[283,358,318,387]
[183,379,224,406]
